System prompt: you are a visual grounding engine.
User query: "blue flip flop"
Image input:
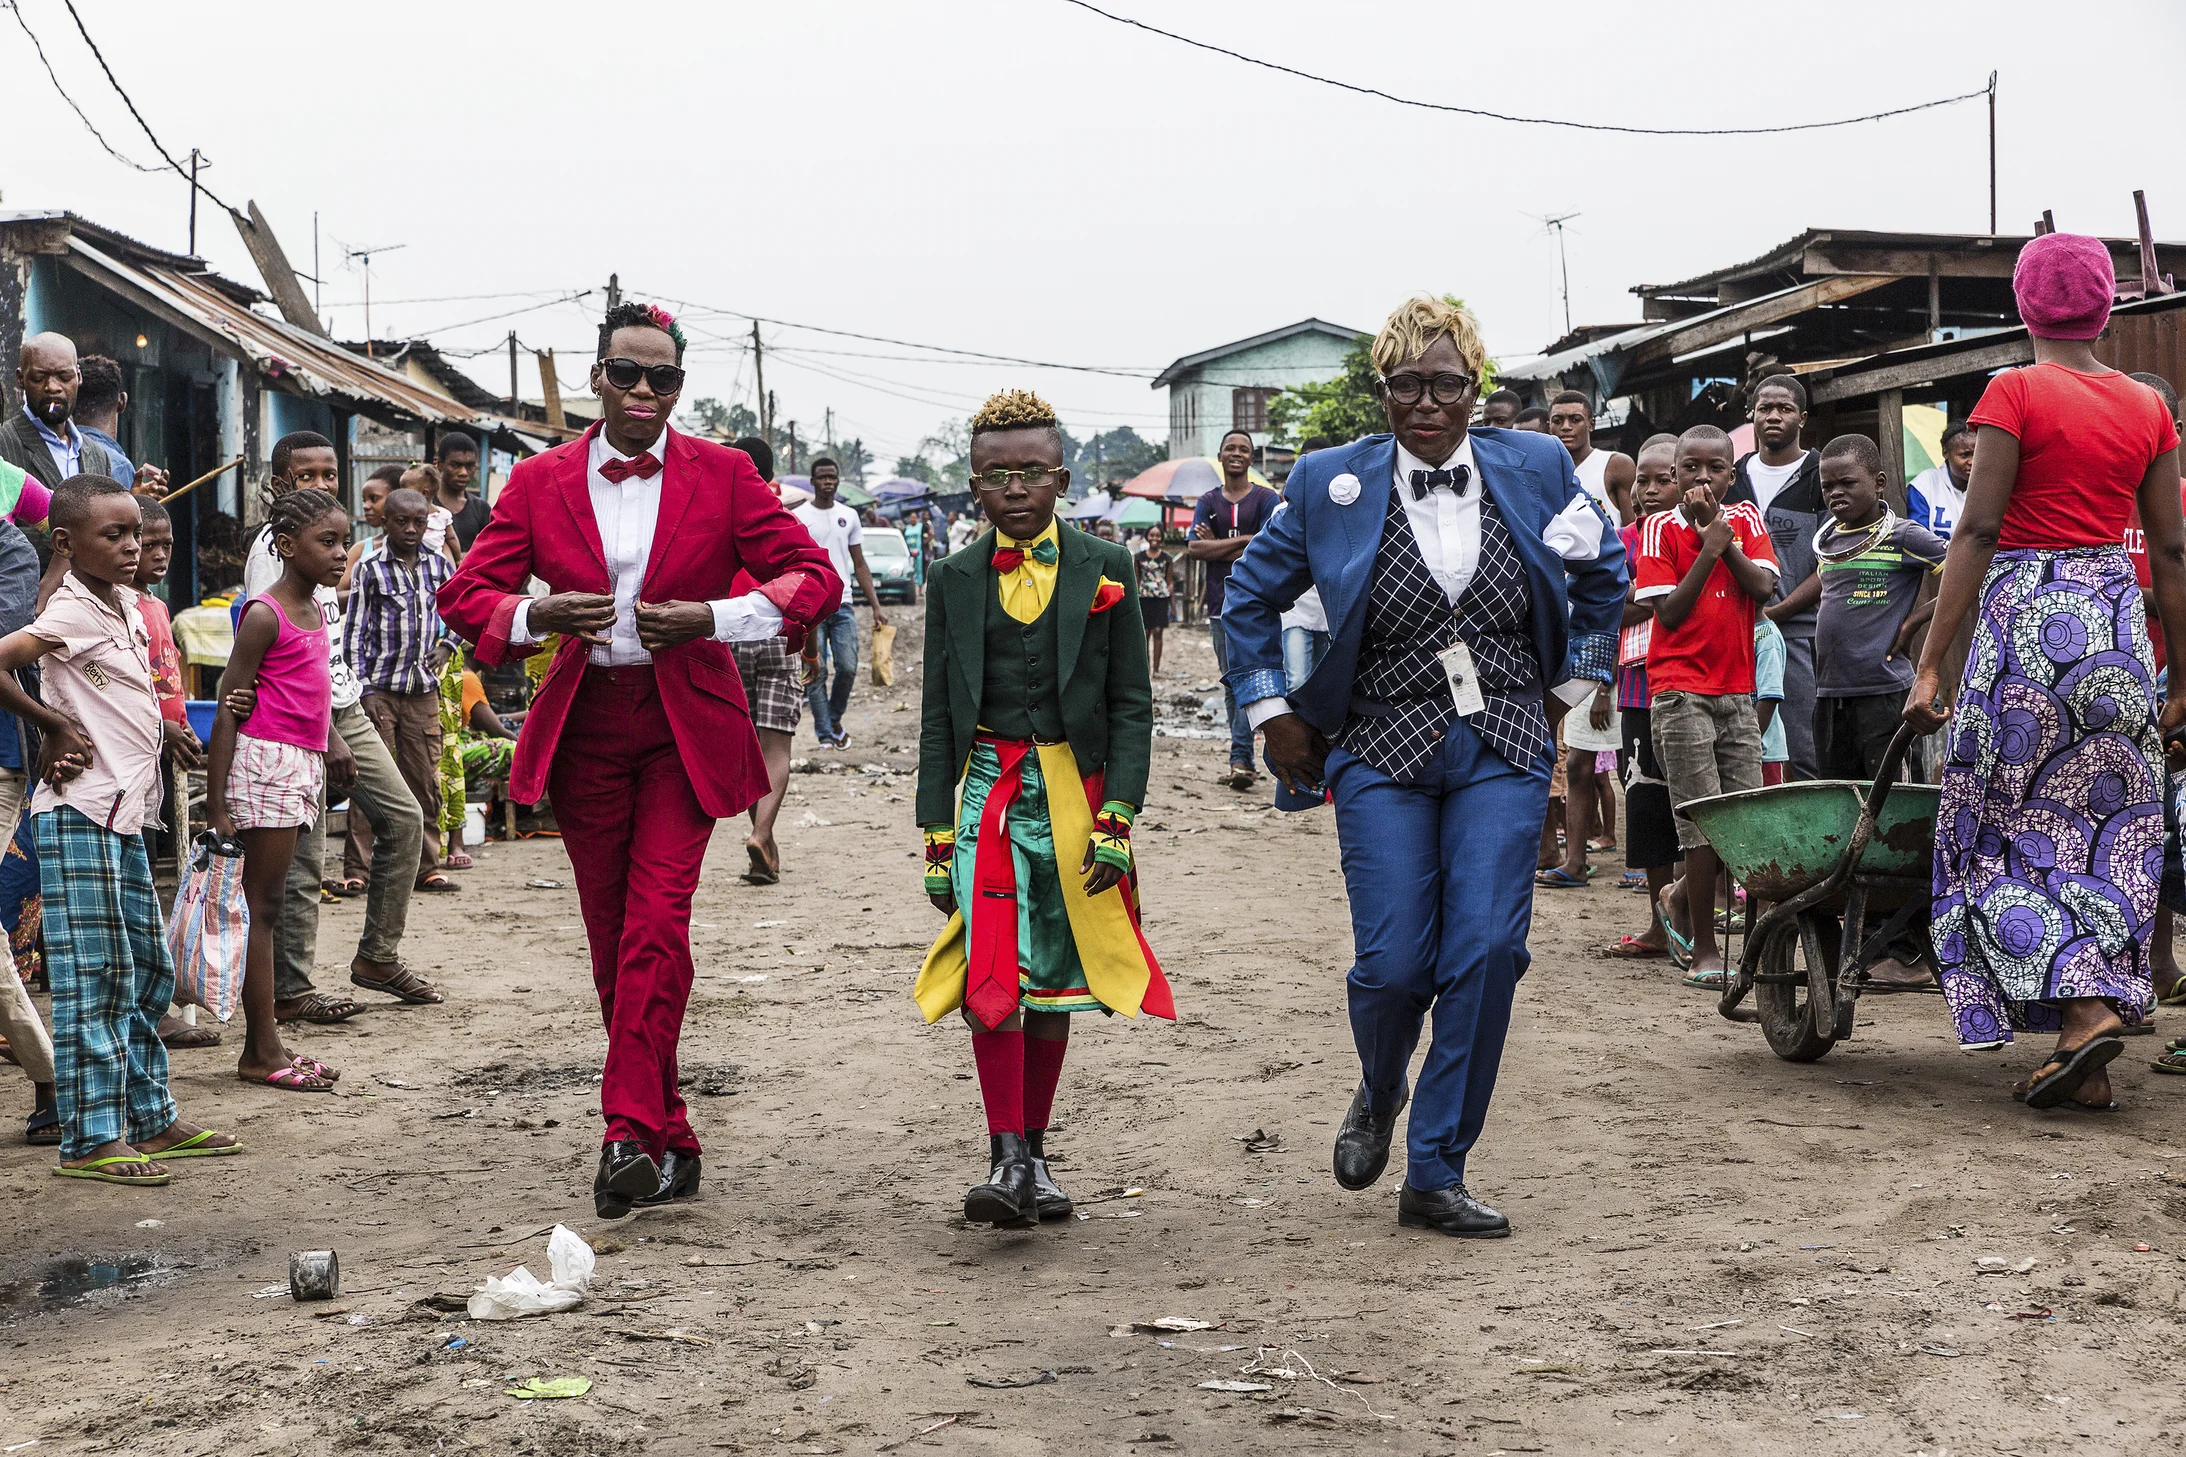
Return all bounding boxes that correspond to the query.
[1534,867,1590,890]
[1658,901,1694,971]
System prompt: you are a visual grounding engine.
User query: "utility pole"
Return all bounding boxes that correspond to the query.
[767,389,777,453]
[752,321,768,442]
[1541,211,1580,338]
[312,211,321,321]
[606,273,621,310]
[507,332,519,411]
[1987,72,1998,236]
[187,149,200,255]
[825,407,834,457]
[787,421,799,476]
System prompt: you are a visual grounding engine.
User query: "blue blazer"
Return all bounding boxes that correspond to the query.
[1220,428,1629,738]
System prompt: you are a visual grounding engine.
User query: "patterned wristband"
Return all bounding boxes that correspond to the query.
[923,826,956,895]
[1089,801,1135,875]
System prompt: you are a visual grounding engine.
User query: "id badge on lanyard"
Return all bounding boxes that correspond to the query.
[1439,640,1487,717]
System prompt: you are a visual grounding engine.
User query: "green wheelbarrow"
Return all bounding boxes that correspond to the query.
[1679,721,1939,1062]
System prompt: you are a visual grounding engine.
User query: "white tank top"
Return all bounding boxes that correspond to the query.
[1571,448,1615,517]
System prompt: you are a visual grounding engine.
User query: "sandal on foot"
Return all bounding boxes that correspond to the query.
[25,1106,59,1146]
[413,874,460,894]
[290,1055,341,1083]
[1534,867,1590,890]
[1682,967,1729,991]
[1616,870,1648,890]
[159,1024,223,1049]
[335,878,368,897]
[53,1155,167,1186]
[276,992,366,1025]
[1587,838,1618,853]
[443,852,475,870]
[2020,1029,2126,1110]
[321,878,354,899]
[138,1129,242,1159]
[742,842,780,886]
[351,962,444,1005]
[244,1064,335,1093]
[2151,1045,2186,1075]
[1602,935,1669,959]
[1658,902,1695,972]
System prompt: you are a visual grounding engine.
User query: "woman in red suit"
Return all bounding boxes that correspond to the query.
[439,303,841,1217]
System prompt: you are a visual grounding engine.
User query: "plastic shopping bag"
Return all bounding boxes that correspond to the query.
[870,621,897,688]
[468,1225,596,1320]
[166,831,248,1022]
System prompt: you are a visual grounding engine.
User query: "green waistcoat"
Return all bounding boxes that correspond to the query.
[980,584,1065,743]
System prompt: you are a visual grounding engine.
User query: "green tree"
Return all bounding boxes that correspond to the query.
[683,397,757,439]
[822,437,873,486]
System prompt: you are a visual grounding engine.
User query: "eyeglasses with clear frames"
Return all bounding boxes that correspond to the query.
[973,466,1062,492]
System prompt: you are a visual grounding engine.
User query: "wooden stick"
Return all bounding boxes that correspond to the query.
[157,455,244,505]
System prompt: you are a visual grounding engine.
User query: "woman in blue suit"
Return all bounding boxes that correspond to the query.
[1222,296,1627,1237]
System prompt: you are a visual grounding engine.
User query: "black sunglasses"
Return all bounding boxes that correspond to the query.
[599,357,687,394]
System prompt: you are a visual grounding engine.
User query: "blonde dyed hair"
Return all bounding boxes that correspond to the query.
[1371,294,1490,382]
[971,388,1060,436]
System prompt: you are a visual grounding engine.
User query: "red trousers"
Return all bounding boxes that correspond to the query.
[549,666,716,1158]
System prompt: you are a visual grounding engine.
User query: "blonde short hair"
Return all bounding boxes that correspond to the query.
[1371,294,1490,380]
[971,388,1060,436]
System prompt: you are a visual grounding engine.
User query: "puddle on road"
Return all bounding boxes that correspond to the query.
[0,1255,186,1319]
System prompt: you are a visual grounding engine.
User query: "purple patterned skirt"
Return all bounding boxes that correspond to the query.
[1932,545,2162,1048]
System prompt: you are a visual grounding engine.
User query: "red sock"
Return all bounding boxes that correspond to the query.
[970,1029,1025,1135]
[1023,1033,1068,1131]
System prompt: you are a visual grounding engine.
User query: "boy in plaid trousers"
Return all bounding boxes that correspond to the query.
[0,476,240,1184]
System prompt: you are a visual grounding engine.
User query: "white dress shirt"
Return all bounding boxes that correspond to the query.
[1242,434,1601,729]
[510,427,784,666]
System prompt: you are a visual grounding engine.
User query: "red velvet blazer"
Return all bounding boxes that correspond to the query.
[436,424,842,819]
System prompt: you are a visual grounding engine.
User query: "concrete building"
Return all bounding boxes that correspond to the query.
[1153,318,1363,461]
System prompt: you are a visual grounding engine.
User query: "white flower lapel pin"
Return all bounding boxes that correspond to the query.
[1329,472,1360,506]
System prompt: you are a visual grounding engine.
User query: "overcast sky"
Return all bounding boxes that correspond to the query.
[7,0,2182,467]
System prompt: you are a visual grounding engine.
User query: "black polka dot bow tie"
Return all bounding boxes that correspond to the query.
[1408,463,1472,500]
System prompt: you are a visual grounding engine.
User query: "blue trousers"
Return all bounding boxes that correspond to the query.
[1206,615,1254,767]
[803,606,860,742]
[1328,719,1547,1191]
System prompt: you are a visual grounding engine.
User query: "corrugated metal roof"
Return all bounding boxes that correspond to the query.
[62,233,482,427]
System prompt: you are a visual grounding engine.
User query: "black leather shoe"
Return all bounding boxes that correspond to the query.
[1332,1082,1407,1191]
[631,1149,702,1208]
[963,1132,1037,1228]
[1397,1182,1511,1239]
[1026,1129,1073,1221]
[594,1140,661,1220]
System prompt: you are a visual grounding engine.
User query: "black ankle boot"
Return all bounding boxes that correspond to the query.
[963,1132,1037,1227]
[1026,1128,1073,1221]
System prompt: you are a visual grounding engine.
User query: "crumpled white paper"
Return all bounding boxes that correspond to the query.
[466,1224,596,1320]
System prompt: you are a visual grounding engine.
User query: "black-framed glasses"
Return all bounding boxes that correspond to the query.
[599,358,687,394]
[1378,371,1472,406]
[973,466,1063,492]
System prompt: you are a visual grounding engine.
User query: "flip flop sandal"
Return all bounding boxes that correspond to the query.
[320,887,340,904]
[335,878,368,896]
[52,1155,168,1186]
[245,1064,336,1093]
[24,1107,59,1146]
[2160,973,2186,1006]
[158,1024,223,1049]
[2151,1048,2186,1075]
[290,1055,341,1083]
[1658,902,1694,972]
[1616,871,1649,890]
[2021,1031,2126,1110]
[444,852,475,870]
[321,878,355,899]
[1682,967,1729,991]
[1602,935,1669,959]
[742,843,781,886]
[1587,839,1618,853]
[1534,868,1590,890]
[276,992,365,1025]
[413,875,461,894]
[350,962,445,1005]
[139,1129,242,1159]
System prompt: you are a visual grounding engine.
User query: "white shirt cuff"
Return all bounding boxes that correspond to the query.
[1632,584,1674,602]
[1543,492,1607,560]
[509,597,536,644]
[1243,696,1293,730]
[712,592,785,642]
[1550,678,1599,708]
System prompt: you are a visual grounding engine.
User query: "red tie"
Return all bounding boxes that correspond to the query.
[599,452,661,484]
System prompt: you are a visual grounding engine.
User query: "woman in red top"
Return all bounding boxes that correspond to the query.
[1906,233,2186,1111]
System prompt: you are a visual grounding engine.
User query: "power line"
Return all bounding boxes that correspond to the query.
[56,0,232,209]
[1058,0,1994,137]
[3,0,159,171]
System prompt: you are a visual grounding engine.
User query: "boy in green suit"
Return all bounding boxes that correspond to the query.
[915,390,1173,1229]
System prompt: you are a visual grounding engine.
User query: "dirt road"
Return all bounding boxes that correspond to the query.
[6,610,2184,1455]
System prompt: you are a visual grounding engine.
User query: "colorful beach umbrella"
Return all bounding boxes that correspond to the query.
[1119,456,1271,502]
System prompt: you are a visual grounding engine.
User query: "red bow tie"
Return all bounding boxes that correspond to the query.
[599,451,661,484]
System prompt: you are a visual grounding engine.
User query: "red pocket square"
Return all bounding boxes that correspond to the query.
[1090,577,1126,615]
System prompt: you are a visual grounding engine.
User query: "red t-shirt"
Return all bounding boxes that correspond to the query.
[1972,363,2181,551]
[1634,502,1780,697]
[136,594,188,725]
[2122,483,2186,672]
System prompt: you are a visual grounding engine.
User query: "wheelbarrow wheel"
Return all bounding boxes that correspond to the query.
[1754,912,1839,1062]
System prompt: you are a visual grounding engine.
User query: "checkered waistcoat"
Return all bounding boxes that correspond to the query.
[1335,480,1549,783]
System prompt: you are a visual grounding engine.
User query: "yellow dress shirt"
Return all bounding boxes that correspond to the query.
[996,519,1061,623]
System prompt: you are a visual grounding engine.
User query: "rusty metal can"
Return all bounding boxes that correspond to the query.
[289,1250,341,1301]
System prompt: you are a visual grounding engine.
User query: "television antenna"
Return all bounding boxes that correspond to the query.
[341,240,407,353]
[1526,211,1582,338]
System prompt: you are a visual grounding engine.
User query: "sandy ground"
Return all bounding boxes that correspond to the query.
[4,606,2186,1456]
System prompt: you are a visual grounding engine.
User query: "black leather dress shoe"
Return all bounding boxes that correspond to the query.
[631,1149,702,1208]
[963,1132,1037,1228]
[1026,1129,1073,1221]
[594,1140,661,1220]
[1332,1082,1407,1191]
[1397,1182,1510,1238]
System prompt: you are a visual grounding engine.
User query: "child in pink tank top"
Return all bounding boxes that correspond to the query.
[207,488,351,1095]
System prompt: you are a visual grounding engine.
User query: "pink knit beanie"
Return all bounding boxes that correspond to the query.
[2013,232,2115,340]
